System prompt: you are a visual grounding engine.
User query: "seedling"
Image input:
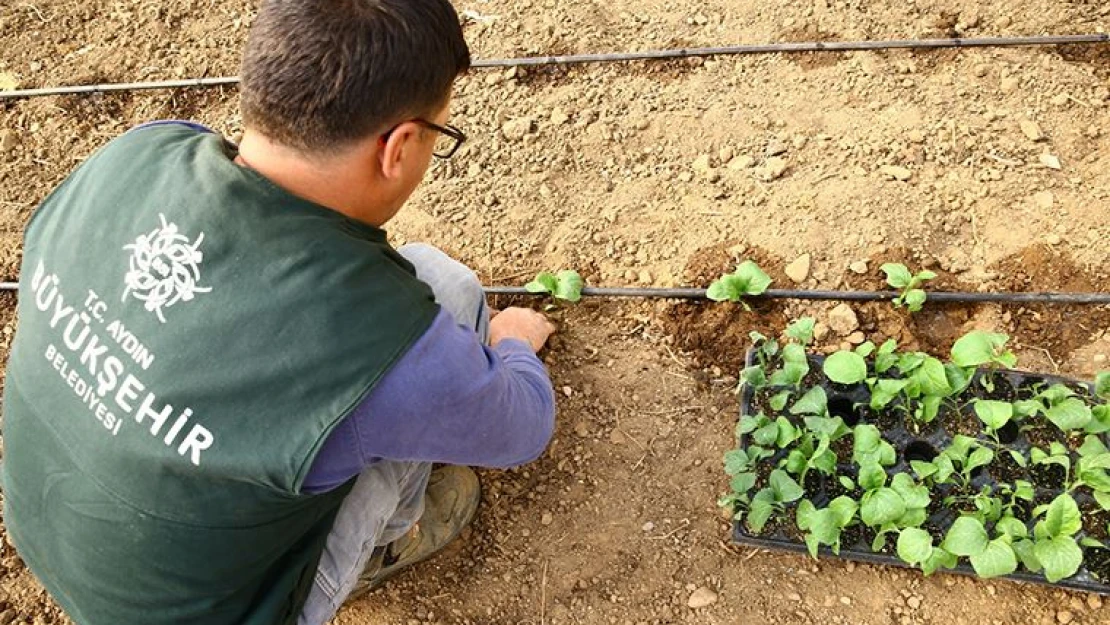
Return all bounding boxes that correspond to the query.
[912,435,993,492]
[707,260,772,310]
[525,270,584,305]
[823,350,868,385]
[859,466,931,550]
[950,331,1017,392]
[852,424,896,467]
[1071,436,1110,510]
[737,412,800,449]
[746,470,805,532]
[1013,493,1086,582]
[796,496,859,557]
[941,515,1019,579]
[973,399,1027,466]
[881,262,936,313]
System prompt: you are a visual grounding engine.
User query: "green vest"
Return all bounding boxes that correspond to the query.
[1,125,439,624]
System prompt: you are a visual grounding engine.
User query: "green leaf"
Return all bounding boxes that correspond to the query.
[829,496,859,526]
[1045,398,1092,431]
[741,366,768,390]
[913,358,952,396]
[995,516,1028,539]
[1034,536,1083,582]
[951,331,1014,368]
[707,275,742,302]
[921,547,957,575]
[1087,405,1110,434]
[790,386,828,416]
[775,417,800,448]
[918,395,942,424]
[911,460,938,480]
[974,400,1014,431]
[824,351,868,385]
[967,447,995,473]
[796,499,817,531]
[944,362,973,396]
[729,472,757,496]
[897,527,934,564]
[770,470,804,503]
[969,538,1018,578]
[854,341,876,358]
[747,496,775,533]
[1012,539,1041,572]
[724,449,750,475]
[942,516,989,557]
[881,263,914,289]
[552,270,584,302]
[770,363,809,387]
[785,450,807,475]
[785,317,816,345]
[753,422,780,446]
[1079,435,1109,459]
[525,272,558,294]
[858,463,887,491]
[875,339,899,374]
[839,476,856,491]
[1008,449,1027,468]
[1043,494,1082,538]
[768,390,791,411]
[861,488,906,527]
[870,379,908,410]
[1094,491,1110,511]
[735,261,773,295]
[897,352,927,375]
[903,289,927,312]
[891,473,930,509]
[1097,371,1110,400]
[1013,399,1043,419]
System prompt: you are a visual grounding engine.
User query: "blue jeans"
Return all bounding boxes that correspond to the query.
[298,244,489,625]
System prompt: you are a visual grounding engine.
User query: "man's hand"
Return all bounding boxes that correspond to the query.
[489,307,556,353]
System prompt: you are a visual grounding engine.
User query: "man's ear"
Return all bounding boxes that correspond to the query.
[378,121,422,180]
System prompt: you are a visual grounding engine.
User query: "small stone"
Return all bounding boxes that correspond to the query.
[999,77,1019,93]
[785,254,811,284]
[692,154,713,173]
[973,64,990,78]
[813,322,830,341]
[840,596,852,605]
[906,596,921,610]
[756,157,788,181]
[574,421,590,437]
[687,587,718,609]
[1045,233,1062,245]
[0,130,18,153]
[827,303,860,336]
[1094,354,1107,364]
[501,117,534,141]
[637,270,653,284]
[1051,93,1070,107]
[1019,119,1044,142]
[907,129,925,144]
[1087,594,1103,609]
[849,260,868,275]
[562,386,573,397]
[1056,610,1073,624]
[550,109,570,126]
[641,521,655,532]
[1033,191,1054,209]
[0,72,18,91]
[786,592,802,602]
[765,138,788,157]
[727,155,754,170]
[846,331,866,345]
[879,165,913,181]
[1040,154,1062,170]
[541,512,553,526]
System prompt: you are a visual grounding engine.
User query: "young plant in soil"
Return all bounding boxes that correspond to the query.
[729,323,1110,589]
[524,269,584,307]
[706,260,772,310]
[881,262,936,313]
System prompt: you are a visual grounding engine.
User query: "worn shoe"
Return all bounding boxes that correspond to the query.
[353,465,480,596]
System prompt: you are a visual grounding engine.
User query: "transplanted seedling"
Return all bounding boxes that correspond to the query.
[525,270,584,304]
[796,496,859,557]
[707,260,772,310]
[881,262,936,313]
[950,330,1017,392]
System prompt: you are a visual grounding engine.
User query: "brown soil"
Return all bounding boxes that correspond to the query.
[2,0,1110,624]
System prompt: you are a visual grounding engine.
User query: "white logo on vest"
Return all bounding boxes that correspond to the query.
[122,214,211,323]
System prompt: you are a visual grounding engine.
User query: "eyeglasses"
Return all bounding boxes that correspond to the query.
[383,119,467,159]
[415,120,467,159]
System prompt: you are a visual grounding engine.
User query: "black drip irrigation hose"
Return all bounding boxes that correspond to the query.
[2,282,1106,303]
[0,34,1106,100]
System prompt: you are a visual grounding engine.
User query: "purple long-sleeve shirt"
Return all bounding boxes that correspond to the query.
[129,121,555,492]
[302,309,556,492]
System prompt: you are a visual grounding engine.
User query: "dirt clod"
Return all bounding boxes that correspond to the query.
[687,586,718,609]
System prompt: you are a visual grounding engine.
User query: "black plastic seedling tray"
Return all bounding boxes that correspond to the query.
[732,349,1110,595]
